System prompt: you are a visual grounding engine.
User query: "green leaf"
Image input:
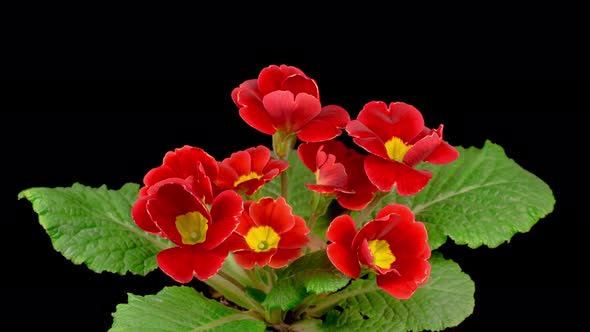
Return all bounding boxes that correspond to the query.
[374,140,555,249]
[318,253,474,332]
[18,182,172,275]
[253,150,316,219]
[264,250,350,310]
[110,286,266,332]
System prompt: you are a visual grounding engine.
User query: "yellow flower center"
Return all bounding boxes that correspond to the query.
[245,226,281,252]
[368,239,396,269]
[175,211,208,245]
[234,171,264,187]
[384,136,412,162]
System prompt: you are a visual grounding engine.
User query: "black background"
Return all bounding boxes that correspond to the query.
[6,7,588,332]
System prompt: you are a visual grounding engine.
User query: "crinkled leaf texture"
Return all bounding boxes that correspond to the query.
[109,286,266,332]
[18,182,172,275]
[264,250,350,310]
[319,253,474,332]
[373,140,555,249]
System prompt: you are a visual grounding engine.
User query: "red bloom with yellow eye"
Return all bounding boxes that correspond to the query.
[346,101,459,196]
[132,145,219,234]
[231,64,350,142]
[229,197,310,269]
[140,178,243,283]
[297,140,377,210]
[326,204,431,299]
[215,145,289,196]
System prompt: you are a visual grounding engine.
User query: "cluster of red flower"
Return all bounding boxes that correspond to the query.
[131,64,458,299]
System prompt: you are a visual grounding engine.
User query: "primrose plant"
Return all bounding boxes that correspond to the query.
[19,64,555,332]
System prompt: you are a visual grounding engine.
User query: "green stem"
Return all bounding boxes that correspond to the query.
[266,307,284,326]
[221,253,252,288]
[353,191,388,227]
[280,168,288,200]
[307,193,333,232]
[291,293,318,319]
[205,273,265,314]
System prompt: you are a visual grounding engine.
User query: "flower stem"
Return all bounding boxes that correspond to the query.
[205,272,265,314]
[280,168,288,200]
[354,191,388,227]
[221,253,252,288]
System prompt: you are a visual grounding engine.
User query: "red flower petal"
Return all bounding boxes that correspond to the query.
[384,221,430,260]
[143,165,176,187]
[386,102,425,142]
[355,101,396,142]
[326,242,361,278]
[336,154,377,211]
[277,216,310,249]
[297,105,350,142]
[248,196,295,234]
[268,248,303,268]
[364,155,432,195]
[305,183,340,194]
[205,190,243,249]
[425,140,460,164]
[191,247,231,281]
[281,74,320,99]
[131,195,160,233]
[351,216,400,251]
[162,145,218,180]
[235,201,256,236]
[226,150,252,175]
[232,79,260,108]
[297,142,321,172]
[146,179,209,245]
[336,190,374,210]
[249,145,272,172]
[403,131,443,167]
[156,247,195,283]
[376,259,431,299]
[262,90,322,133]
[375,203,414,221]
[346,120,390,159]
[258,64,306,96]
[326,214,357,246]
[233,249,276,269]
[317,152,347,188]
[156,246,229,282]
[239,102,276,135]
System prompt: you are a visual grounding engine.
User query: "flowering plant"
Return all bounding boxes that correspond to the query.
[19,65,555,331]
